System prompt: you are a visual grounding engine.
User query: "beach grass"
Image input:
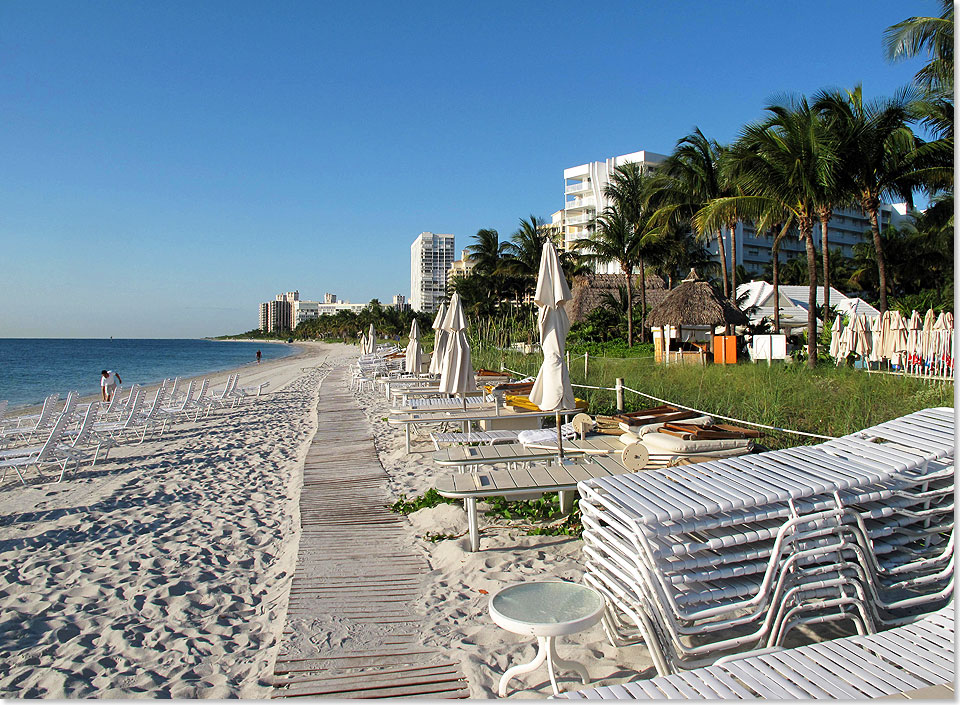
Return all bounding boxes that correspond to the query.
[473,348,953,449]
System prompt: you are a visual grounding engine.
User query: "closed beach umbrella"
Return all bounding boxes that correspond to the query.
[428,302,449,376]
[851,314,871,359]
[933,312,951,376]
[922,309,937,365]
[829,318,845,363]
[868,315,883,363]
[887,311,908,367]
[405,319,422,375]
[529,241,575,458]
[367,323,377,354]
[529,240,575,412]
[359,333,367,352]
[439,293,476,397]
[906,310,923,371]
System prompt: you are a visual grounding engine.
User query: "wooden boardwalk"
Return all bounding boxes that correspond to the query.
[271,365,469,699]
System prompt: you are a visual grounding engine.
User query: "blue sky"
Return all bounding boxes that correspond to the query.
[0,0,931,337]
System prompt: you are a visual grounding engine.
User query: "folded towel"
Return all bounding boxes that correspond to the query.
[517,423,577,445]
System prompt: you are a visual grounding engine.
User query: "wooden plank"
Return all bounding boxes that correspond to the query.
[273,364,468,699]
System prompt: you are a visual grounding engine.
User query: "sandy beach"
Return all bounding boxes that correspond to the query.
[0,342,843,699]
[0,342,344,698]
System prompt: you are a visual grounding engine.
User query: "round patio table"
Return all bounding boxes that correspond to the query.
[489,580,605,696]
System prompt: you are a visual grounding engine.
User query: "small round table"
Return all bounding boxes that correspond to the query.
[489,580,605,697]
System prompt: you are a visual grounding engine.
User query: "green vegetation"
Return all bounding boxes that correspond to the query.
[473,346,953,449]
[389,489,461,515]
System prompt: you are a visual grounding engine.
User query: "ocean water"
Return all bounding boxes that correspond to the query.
[0,339,294,407]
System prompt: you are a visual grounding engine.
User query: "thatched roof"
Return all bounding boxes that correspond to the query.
[567,272,667,325]
[646,269,749,328]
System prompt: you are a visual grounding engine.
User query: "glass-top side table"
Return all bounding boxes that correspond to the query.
[489,581,605,696]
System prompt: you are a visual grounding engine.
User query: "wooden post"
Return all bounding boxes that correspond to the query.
[584,352,589,378]
[615,378,625,412]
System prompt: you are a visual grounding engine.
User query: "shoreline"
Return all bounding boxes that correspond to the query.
[7,341,315,415]
[0,342,351,697]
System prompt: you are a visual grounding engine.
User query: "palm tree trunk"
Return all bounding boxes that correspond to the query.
[771,221,790,335]
[728,222,738,299]
[802,222,819,367]
[638,258,648,344]
[866,203,889,313]
[624,263,634,347]
[819,210,831,325]
[715,229,729,297]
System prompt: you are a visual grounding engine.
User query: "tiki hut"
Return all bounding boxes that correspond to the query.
[647,269,748,363]
[567,272,667,325]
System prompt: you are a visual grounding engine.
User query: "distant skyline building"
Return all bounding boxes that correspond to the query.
[392,294,411,312]
[410,232,455,313]
[259,298,292,333]
[447,249,476,278]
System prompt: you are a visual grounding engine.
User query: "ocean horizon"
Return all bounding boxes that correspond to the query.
[0,338,295,407]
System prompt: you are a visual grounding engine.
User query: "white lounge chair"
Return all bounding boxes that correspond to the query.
[558,605,954,700]
[0,411,72,484]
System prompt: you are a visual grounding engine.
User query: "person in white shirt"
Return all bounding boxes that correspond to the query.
[101,369,122,402]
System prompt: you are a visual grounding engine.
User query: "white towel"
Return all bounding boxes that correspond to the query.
[517,423,577,445]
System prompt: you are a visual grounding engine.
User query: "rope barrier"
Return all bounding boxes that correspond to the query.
[619,384,836,440]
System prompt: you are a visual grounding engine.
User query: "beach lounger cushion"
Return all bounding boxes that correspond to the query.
[641,431,753,454]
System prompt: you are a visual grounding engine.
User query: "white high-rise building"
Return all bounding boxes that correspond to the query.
[410,232,455,313]
[562,149,667,273]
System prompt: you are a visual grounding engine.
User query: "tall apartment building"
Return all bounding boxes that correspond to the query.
[410,232,455,313]
[561,148,908,278]
[259,299,293,333]
[562,149,668,274]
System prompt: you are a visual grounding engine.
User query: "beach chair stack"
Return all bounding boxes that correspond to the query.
[577,407,954,676]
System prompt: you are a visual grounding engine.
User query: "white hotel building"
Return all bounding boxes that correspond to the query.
[410,232,455,314]
[557,148,909,278]
[557,150,668,274]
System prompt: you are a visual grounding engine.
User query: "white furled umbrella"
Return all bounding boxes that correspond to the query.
[529,241,575,458]
[366,323,377,354]
[405,319,422,375]
[359,333,367,352]
[933,311,952,377]
[906,310,923,372]
[439,293,476,403]
[851,315,871,360]
[921,308,937,367]
[887,310,908,368]
[428,302,449,376]
[829,318,845,364]
[868,315,883,363]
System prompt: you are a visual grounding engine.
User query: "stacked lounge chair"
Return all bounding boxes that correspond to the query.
[577,407,954,677]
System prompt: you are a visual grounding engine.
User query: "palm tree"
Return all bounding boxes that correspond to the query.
[698,96,839,366]
[573,204,643,346]
[815,86,917,313]
[465,228,507,277]
[604,162,661,340]
[651,128,732,297]
[883,0,953,96]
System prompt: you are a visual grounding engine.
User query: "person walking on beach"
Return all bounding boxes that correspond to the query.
[101,369,121,401]
[256,350,262,364]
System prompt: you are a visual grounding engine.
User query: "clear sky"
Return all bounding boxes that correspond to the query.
[0,0,932,337]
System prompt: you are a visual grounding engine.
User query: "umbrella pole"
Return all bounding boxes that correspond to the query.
[555,410,564,461]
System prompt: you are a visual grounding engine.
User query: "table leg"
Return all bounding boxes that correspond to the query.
[498,636,549,697]
[559,489,575,514]
[547,637,590,687]
[466,498,479,552]
[405,425,411,454]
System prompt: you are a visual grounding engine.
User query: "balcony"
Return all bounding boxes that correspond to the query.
[565,213,595,226]
[565,180,591,194]
[565,197,596,211]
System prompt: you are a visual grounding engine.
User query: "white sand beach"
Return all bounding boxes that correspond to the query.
[0,342,845,699]
[0,342,345,698]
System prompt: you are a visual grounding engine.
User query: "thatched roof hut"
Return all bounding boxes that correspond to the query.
[567,272,667,324]
[647,269,749,328]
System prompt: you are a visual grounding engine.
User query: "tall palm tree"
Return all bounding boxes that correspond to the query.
[883,0,953,96]
[815,86,917,313]
[465,228,507,276]
[698,96,839,366]
[573,204,643,346]
[604,162,661,340]
[501,215,548,297]
[651,128,731,297]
